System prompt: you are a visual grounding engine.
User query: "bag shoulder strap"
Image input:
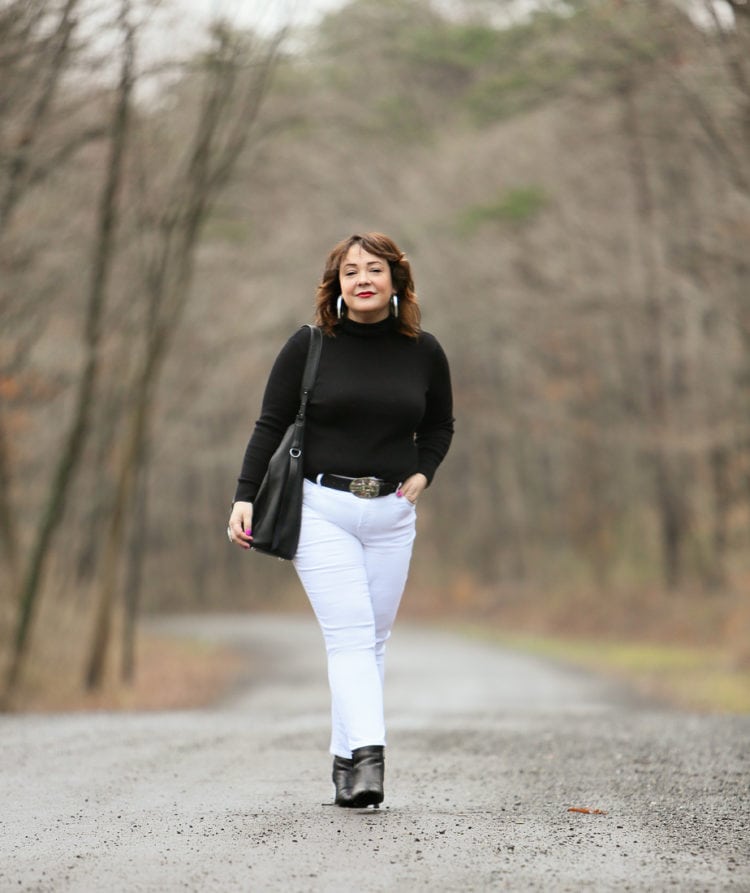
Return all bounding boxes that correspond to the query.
[296,325,322,421]
[300,324,322,395]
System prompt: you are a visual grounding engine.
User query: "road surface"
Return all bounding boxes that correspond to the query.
[2,613,748,891]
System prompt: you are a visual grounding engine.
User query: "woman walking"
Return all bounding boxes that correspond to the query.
[228,232,454,807]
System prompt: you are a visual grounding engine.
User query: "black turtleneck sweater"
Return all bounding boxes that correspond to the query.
[234,316,454,502]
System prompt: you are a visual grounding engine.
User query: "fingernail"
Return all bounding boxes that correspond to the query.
[396,489,403,497]
[246,529,252,536]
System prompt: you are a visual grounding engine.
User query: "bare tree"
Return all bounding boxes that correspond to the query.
[0,0,77,587]
[3,0,135,699]
[84,21,285,689]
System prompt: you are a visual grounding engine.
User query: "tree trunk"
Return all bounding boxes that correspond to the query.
[85,346,160,690]
[708,445,730,587]
[0,409,19,595]
[3,3,133,700]
[121,441,149,684]
[620,77,688,589]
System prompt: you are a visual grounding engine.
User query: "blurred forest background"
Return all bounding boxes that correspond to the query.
[1,0,749,708]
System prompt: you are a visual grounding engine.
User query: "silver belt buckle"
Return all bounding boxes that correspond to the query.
[349,476,381,498]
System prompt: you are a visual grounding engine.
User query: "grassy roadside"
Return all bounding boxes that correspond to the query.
[462,626,750,714]
[7,613,748,716]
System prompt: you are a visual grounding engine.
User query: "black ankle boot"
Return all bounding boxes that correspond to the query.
[349,745,384,808]
[332,755,355,807]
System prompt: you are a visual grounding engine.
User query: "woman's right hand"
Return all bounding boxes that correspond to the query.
[228,501,253,549]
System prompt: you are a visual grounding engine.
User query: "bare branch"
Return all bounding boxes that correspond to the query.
[0,0,81,236]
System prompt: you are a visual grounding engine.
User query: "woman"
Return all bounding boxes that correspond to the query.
[228,232,454,808]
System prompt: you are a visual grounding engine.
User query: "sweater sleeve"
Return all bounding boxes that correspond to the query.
[234,328,309,502]
[415,336,454,484]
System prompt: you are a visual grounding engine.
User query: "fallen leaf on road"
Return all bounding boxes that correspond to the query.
[568,807,608,815]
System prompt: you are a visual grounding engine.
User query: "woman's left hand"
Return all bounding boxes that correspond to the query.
[398,473,428,505]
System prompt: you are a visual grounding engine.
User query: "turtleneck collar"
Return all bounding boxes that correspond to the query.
[338,315,397,338]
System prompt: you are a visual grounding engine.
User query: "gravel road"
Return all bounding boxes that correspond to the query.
[2,613,748,892]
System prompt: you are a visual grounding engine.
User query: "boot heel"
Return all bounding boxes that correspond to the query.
[332,755,354,807]
[349,745,384,808]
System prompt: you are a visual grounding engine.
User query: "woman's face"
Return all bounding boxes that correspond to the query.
[339,243,393,324]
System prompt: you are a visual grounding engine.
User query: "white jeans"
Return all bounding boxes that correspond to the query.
[293,478,417,758]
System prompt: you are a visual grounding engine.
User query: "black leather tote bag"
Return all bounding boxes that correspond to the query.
[250,325,322,560]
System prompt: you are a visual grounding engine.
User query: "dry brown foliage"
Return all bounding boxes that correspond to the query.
[2,0,750,706]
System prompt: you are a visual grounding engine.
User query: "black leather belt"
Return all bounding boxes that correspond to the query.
[308,474,399,498]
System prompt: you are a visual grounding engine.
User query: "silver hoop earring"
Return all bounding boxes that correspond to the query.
[390,294,399,318]
[337,295,344,319]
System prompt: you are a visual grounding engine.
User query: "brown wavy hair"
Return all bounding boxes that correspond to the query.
[314,233,421,338]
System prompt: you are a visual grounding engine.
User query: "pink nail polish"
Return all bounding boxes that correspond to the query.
[246,529,252,536]
[396,489,403,497]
